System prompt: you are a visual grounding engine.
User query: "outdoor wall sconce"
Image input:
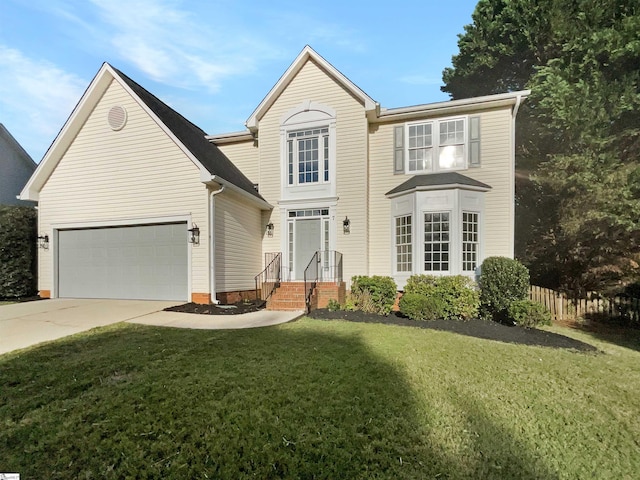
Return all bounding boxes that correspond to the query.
[266,222,274,237]
[343,216,351,235]
[37,234,49,249]
[188,224,200,245]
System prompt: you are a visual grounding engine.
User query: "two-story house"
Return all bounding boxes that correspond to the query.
[20,46,528,307]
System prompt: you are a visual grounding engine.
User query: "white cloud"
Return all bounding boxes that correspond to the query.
[0,45,86,161]
[88,0,274,93]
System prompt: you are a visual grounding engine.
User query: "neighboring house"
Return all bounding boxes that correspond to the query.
[1,124,37,205]
[20,46,528,305]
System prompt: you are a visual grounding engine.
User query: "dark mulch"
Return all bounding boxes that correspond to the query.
[0,296,47,303]
[308,308,598,352]
[165,300,265,315]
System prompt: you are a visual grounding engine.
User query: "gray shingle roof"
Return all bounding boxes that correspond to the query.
[386,172,491,196]
[113,66,265,202]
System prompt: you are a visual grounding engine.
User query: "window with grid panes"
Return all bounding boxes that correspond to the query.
[395,215,412,272]
[405,118,466,173]
[424,212,449,271]
[287,127,329,184]
[462,211,479,271]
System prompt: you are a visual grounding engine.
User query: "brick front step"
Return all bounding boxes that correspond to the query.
[267,282,307,310]
[267,281,346,311]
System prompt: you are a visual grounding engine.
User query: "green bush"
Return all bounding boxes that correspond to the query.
[0,206,38,298]
[404,274,479,320]
[436,275,480,320]
[399,293,446,321]
[350,275,397,316]
[327,299,341,312]
[404,274,438,297]
[478,256,530,320]
[508,300,552,328]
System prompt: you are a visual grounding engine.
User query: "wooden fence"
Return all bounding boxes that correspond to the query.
[529,285,640,323]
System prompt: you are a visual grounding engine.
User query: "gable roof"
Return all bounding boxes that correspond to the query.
[112,68,266,204]
[20,63,269,208]
[386,172,492,197]
[0,124,37,169]
[245,45,377,132]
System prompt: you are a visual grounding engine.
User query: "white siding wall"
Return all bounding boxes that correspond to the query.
[214,189,263,292]
[253,58,368,282]
[38,79,210,296]
[217,140,259,185]
[368,107,514,276]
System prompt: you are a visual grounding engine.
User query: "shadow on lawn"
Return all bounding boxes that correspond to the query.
[1,323,557,479]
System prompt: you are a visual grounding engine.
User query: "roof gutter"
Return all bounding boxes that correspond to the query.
[200,171,272,210]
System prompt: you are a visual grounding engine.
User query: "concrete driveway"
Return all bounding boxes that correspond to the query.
[0,299,178,355]
[1,299,302,355]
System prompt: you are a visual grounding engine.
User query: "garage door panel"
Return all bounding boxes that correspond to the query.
[58,223,188,301]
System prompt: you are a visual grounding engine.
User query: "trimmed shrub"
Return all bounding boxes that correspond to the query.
[350,275,397,315]
[399,293,446,321]
[436,275,480,320]
[404,274,438,297]
[508,300,552,328]
[0,206,38,298]
[404,274,480,320]
[478,256,530,320]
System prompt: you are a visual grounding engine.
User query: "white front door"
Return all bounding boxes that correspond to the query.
[294,218,322,280]
[285,208,332,281]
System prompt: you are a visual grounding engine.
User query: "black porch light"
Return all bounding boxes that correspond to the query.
[188,224,200,245]
[37,234,49,249]
[266,222,274,237]
[343,216,350,235]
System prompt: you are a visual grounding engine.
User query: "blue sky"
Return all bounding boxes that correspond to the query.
[1,0,478,162]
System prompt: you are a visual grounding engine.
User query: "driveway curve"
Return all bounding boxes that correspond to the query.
[0,299,178,355]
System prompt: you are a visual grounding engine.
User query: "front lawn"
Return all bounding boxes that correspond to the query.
[1,318,638,479]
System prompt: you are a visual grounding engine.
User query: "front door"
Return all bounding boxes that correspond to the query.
[294,218,322,280]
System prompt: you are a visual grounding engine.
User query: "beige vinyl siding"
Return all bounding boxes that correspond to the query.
[214,189,263,292]
[256,58,368,282]
[38,79,209,296]
[368,106,514,276]
[217,139,259,185]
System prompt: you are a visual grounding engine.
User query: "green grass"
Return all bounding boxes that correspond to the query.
[1,319,639,479]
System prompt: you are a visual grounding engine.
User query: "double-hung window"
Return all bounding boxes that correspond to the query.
[424,212,450,272]
[287,127,329,185]
[395,215,412,272]
[405,117,466,173]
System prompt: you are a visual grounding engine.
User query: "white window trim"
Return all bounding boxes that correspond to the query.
[279,101,337,200]
[405,115,468,174]
[286,126,330,186]
[422,210,452,275]
[389,189,485,288]
[394,214,413,274]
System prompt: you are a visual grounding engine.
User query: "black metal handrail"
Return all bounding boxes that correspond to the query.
[303,250,343,312]
[254,252,281,305]
[303,251,320,313]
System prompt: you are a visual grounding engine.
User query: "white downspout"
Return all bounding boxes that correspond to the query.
[209,184,225,304]
[510,94,523,258]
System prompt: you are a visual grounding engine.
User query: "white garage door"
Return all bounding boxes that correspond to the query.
[57,223,188,301]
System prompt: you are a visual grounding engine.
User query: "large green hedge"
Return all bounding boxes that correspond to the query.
[478,256,530,320]
[0,206,38,298]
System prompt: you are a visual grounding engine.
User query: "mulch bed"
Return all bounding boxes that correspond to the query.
[308,308,598,352]
[165,300,265,315]
[164,301,597,352]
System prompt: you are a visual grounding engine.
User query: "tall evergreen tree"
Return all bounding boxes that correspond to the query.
[442,0,640,294]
